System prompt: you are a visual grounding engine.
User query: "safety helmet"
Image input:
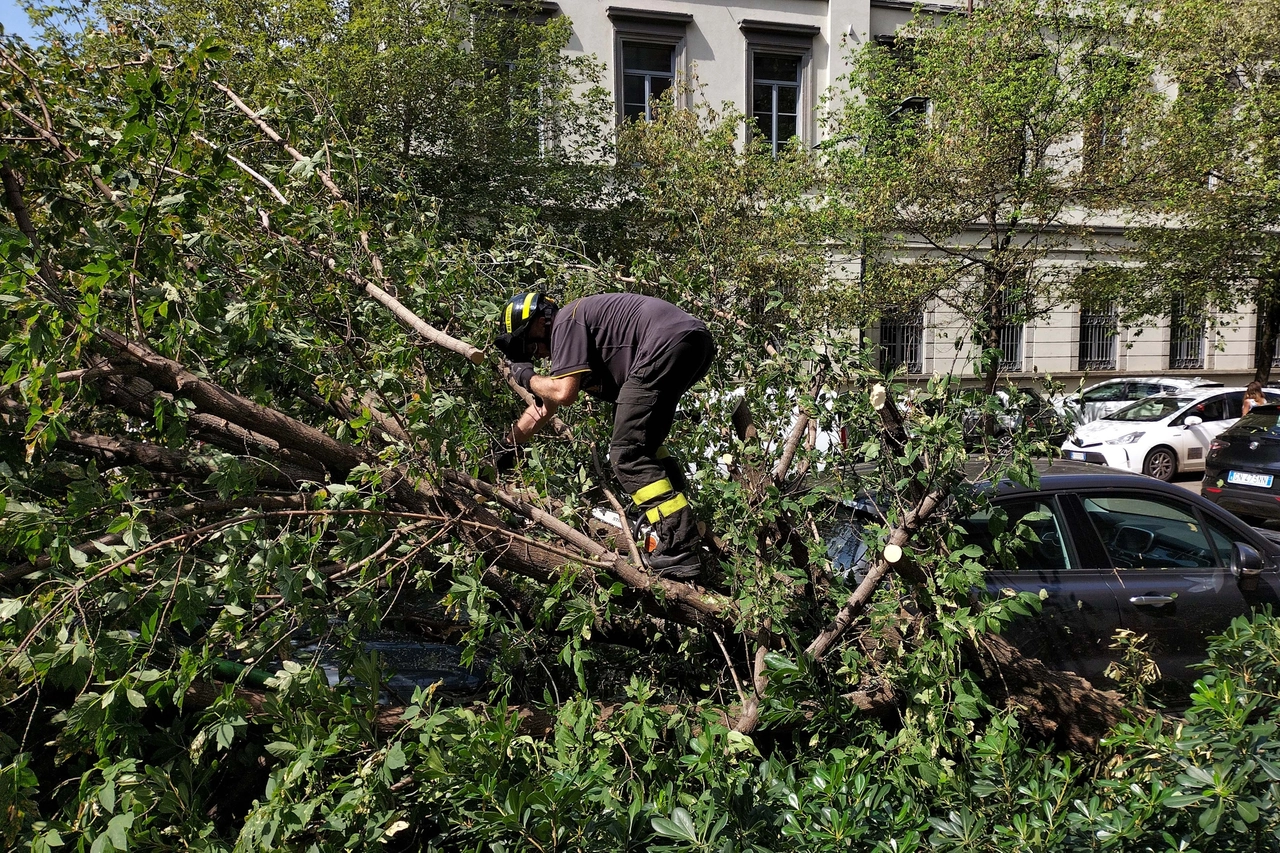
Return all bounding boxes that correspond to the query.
[495,292,558,359]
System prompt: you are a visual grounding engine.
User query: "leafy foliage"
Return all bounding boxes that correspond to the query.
[0,1,1277,851]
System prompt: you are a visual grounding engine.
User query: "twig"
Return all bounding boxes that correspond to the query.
[194,132,287,204]
[771,377,823,484]
[733,643,770,734]
[713,631,747,708]
[804,485,950,661]
[208,79,345,200]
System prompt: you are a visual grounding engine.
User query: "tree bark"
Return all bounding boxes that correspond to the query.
[1253,284,1280,384]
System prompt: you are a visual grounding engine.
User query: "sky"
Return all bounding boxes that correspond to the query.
[0,0,38,41]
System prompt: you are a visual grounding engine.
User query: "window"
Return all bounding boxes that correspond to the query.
[1082,382,1124,403]
[740,20,816,151]
[608,7,690,123]
[1083,55,1139,178]
[960,499,1073,572]
[621,42,674,121]
[751,53,801,154]
[880,309,923,374]
[1128,382,1162,399]
[1175,395,1227,424]
[1078,303,1117,371]
[1081,494,1221,570]
[477,3,560,152]
[996,296,1024,373]
[1169,295,1205,370]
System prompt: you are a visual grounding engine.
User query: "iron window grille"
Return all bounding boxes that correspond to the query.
[996,298,1024,373]
[1079,304,1118,370]
[880,311,924,374]
[1169,296,1205,370]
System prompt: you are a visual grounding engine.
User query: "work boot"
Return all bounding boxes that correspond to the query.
[636,510,703,580]
[643,548,701,580]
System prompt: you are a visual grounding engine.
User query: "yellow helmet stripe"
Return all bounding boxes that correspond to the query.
[521,293,536,320]
[504,302,514,333]
[645,493,689,524]
[632,477,674,506]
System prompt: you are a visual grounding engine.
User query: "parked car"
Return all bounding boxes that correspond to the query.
[1203,403,1280,522]
[1060,386,1280,481]
[1056,377,1222,425]
[938,386,1074,448]
[828,460,1280,692]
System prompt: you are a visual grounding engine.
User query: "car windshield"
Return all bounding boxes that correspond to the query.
[1105,395,1197,422]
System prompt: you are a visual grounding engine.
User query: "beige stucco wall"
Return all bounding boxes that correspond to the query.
[551,0,1264,386]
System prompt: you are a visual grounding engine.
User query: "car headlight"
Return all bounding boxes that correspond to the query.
[1104,432,1144,445]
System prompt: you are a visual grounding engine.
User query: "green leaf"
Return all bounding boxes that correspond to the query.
[385,742,407,770]
[652,807,699,843]
[105,812,133,849]
[1163,794,1203,808]
[264,741,298,758]
[1236,800,1259,823]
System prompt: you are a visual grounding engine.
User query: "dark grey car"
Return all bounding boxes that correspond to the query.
[831,461,1280,691]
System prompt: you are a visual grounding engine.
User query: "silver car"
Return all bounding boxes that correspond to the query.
[1058,377,1222,424]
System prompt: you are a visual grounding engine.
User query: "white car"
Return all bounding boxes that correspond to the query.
[1057,377,1223,424]
[1061,386,1280,481]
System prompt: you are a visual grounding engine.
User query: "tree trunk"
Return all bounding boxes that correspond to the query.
[1253,284,1280,384]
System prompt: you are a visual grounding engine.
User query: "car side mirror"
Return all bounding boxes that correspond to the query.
[1231,541,1264,591]
[1184,415,1203,427]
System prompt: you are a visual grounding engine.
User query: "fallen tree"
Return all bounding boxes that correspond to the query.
[2,13,1271,852]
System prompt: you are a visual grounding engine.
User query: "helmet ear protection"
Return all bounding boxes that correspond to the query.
[496,292,558,359]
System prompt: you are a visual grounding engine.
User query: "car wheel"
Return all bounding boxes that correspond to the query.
[1143,446,1177,481]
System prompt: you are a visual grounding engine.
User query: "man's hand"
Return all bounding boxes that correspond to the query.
[508,361,536,392]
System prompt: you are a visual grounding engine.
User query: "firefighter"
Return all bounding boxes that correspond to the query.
[493,291,715,579]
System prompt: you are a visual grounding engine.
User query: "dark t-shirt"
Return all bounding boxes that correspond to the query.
[549,293,706,402]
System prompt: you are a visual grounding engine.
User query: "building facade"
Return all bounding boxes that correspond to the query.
[548,0,1269,387]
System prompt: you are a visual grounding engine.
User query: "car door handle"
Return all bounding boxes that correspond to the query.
[1129,595,1175,607]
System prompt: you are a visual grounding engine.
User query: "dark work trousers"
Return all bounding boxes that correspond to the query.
[610,329,716,556]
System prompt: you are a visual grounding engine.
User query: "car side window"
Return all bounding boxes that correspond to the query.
[1224,391,1244,419]
[1176,396,1226,424]
[960,499,1073,571]
[1129,382,1161,399]
[1200,515,1237,567]
[1082,384,1124,403]
[1080,494,1217,569]
[1201,396,1228,421]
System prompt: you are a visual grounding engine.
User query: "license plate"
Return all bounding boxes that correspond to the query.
[1227,470,1274,488]
[1069,451,1086,461]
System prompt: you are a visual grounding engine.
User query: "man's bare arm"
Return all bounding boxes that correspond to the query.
[511,398,558,444]
[529,373,581,407]
[508,374,579,444]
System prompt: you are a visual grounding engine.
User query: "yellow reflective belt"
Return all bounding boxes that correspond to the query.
[504,303,514,333]
[655,446,671,460]
[521,293,535,320]
[645,493,689,524]
[632,477,674,506]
